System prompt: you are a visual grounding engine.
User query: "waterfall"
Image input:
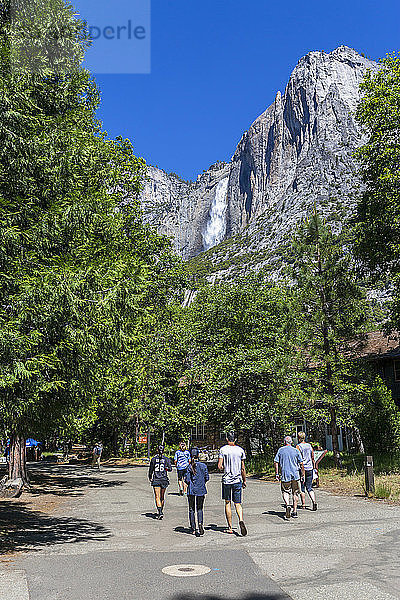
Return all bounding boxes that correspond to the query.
[182,289,198,307]
[202,178,229,251]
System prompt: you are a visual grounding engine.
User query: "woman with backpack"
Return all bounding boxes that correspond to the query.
[148,444,172,519]
[184,447,209,536]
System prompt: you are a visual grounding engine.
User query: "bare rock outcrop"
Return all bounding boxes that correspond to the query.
[140,47,378,274]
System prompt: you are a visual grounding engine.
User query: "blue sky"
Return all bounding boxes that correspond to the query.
[89,0,399,180]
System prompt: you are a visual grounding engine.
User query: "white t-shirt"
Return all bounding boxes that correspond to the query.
[296,442,313,470]
[219,444,246,484]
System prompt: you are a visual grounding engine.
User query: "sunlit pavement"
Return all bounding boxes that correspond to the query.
[1,463,400,599]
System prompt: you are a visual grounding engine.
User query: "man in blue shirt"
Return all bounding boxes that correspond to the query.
[174,441,191,495]
[274,436,305,520]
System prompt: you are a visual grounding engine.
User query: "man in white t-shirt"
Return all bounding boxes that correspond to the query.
[218,432,247,536]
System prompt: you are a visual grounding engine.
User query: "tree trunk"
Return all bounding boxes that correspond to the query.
[330,407,342,468]
[244,433,253,459]
[315,214,342,469]
[135,415,139,457]
[353,427,365,453]
[8,434,29,485]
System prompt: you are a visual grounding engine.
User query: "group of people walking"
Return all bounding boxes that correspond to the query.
[148,432,248,536]
[148,431,318,535]
[274,432,318,519]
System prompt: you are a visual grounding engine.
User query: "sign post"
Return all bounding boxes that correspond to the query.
[365,455,375,497]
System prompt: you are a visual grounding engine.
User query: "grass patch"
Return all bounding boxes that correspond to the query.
[317,452,400,476]
[246,454,274,477]
[374,482,393,499]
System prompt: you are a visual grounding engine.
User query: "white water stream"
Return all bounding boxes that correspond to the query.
[202,177,229,251]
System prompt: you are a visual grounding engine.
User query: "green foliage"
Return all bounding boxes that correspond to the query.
[356,53,400,276]
[288,209,371,457]
[182,277,298,452]
[355,375,400,453]
[0,0,184,459]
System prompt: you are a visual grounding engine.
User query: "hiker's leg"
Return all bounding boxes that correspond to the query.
[153,486,162,509]
[177,470,184,493]
[160,487,166,510]
[196,495,205,525]
[305,470,316,503]
[282,489,290,506]
[234,502,243,521]
[224,500,232,531]
[188,494,196,530]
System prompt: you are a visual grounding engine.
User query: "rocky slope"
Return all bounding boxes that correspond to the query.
[140,46,378,275]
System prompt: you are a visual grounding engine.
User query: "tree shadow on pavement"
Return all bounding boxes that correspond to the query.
[0,501,110,554]
[23,465,127,497]
[172,594,290,600]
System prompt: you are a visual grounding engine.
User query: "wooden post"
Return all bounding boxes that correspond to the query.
[365,455,375,497]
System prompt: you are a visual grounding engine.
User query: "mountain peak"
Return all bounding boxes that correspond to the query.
[140,45,377,270]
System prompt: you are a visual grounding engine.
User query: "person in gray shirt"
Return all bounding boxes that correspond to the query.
[218,432,247,536]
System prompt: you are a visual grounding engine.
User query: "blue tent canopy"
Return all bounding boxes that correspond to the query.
[26,438,41,447]
[6,438,41,447]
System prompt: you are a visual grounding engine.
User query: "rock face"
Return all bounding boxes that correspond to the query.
[140,162,229,259]
[140,47,377,271]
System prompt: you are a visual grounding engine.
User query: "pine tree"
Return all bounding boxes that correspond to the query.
[0,0,177,485]
[290,209,367,465]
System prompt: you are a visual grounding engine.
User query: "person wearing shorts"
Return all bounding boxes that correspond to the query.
[174,441,191,495]
[218,432,247,536]
[296,431,317,510]
[148,445,172,519]
[274,436,304,520]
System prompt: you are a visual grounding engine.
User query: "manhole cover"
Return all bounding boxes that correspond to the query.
[162,564,211,577]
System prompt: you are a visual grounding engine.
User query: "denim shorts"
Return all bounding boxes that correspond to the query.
[222,482,242,503]
[301,469,314,493]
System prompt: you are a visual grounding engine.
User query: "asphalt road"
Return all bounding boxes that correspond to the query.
[1,462,400,600]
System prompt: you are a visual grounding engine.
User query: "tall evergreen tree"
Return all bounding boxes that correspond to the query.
[0,0,179,484]
[356,52,400,274]
[290,210,367,465]
[355,52,400,327]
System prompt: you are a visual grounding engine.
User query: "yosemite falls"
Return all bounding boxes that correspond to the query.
[202,178,229,251]
[139,47,378,276]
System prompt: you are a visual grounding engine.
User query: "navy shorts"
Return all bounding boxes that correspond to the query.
[151,478,169,489]
[177,468,187,481]
[222,482,242,503]
[301,469,314,493]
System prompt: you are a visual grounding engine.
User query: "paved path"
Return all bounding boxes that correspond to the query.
[1,463,400,599]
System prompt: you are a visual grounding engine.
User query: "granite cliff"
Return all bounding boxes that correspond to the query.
[140,46,378,276]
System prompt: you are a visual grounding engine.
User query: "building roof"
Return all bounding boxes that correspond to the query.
[349,331,400,360]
